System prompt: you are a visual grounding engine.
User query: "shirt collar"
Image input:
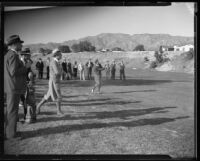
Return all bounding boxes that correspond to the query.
[10,48,18,54]
[54,57,59,62]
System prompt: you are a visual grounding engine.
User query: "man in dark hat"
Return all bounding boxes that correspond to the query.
[20,48,36,123]
[4,35,30,139]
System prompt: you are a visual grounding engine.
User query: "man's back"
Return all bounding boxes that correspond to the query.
[50,59,62,83]
[4,50,27,94]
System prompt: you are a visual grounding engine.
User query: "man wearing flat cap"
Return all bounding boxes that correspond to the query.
[36,49,64,116]
[4,35,31,139]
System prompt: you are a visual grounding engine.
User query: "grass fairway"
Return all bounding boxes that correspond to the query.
[4,68,195,158]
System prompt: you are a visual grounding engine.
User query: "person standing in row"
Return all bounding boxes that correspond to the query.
[46,57,50,80]
[36,49,64,116]
[91,59,105,94]
[84,63,89,80]
[110,60,116,80]
[119,60,126,80]
[86,59,94,80]
[66,59,72,80]
[104,60,111,80]
[78,62,85,81]
[61,58,67,80]
[36,58,44,79]
[73,61,78,79]
[4,35,30,139]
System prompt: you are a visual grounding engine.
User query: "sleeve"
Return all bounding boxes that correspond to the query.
[8,54,27,76]
[96,65,104,71]
[52,61,60,75]
[36,62,39,68]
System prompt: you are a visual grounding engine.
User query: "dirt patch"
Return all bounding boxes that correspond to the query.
[155,51,194,73]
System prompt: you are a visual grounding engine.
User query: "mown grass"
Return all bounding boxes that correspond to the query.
[4,67,194,158]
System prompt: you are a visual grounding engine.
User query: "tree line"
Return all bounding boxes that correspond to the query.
[25,41,146,55]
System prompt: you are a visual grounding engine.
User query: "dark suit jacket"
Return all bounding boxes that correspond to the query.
[4,50,27,94]
[66,62,72,73]
[86,61,94,70]
[62,62,67,73]
[36,61,44,71]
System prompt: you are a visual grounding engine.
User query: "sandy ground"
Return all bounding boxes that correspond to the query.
[4,68,195,159]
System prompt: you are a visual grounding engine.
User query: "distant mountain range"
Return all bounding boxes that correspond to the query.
[25,33,194,52]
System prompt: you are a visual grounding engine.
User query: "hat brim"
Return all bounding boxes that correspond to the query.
[7,40,24,46]
[21,53,30,55]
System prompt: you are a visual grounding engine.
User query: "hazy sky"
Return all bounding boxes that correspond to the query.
[4,3,195,45]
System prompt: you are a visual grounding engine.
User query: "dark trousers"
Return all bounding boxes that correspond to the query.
[38,70,43,79]
[120,70,126,80]
[46,67,49,79]
[93,75,101,92]
[20,94,27,119]
[111,70,115,80]
[85,69,89,80]
[73,68,78,78]
[88,68,92,80]
[5,93,20,138]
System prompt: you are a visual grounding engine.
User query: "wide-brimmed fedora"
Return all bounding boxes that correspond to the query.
[6,35,24,46]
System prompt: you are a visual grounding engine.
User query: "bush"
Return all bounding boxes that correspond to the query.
[154,51,163,63]
[39,48,45,54]
[134,44,145,51]
[71,41,96,52]
[39,48,52,55]
[182,51,194,60]
[45,49,52,55]
[112,47,124,51]
[150,61,157,68]
[144,57,149,62]
[71,43,81,52]
[58,45,71,53]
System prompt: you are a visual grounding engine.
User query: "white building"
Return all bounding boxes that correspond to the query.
[174,44,194,52]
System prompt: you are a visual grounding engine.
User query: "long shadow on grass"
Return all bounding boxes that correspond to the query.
[37,106,176,123]
[35,92,87,100]
[61,98,113,103]
[47,100,141,107]
[21,115,189,139]
[53,79,172,87]
[113,90,156,94]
